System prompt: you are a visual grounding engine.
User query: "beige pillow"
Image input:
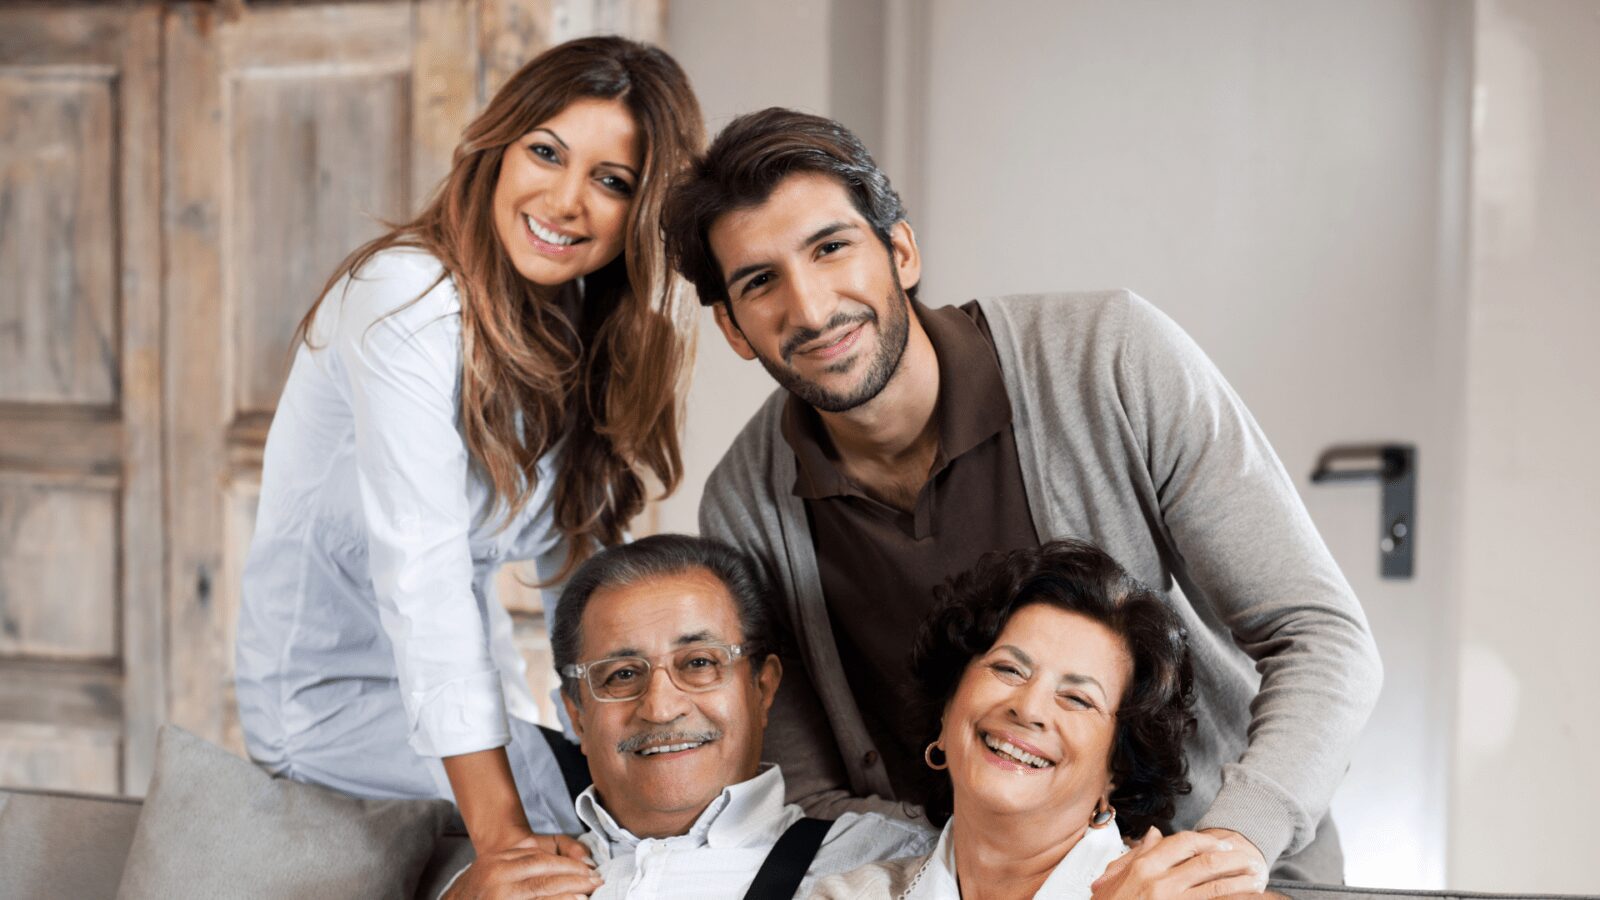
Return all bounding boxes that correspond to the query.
[116,725,452,900]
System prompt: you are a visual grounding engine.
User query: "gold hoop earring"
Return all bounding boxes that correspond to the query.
[923,741,948,771]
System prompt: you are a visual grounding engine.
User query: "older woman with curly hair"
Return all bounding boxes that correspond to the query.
[812,540,1271,899]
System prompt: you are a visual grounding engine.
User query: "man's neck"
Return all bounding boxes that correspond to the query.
[815,315,940,512]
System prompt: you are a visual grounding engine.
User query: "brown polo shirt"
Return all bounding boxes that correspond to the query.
[779,300,1040,801]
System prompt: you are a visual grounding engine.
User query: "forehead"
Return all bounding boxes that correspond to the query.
[707,172,865,272]
[578,568,742,657]
[992,604,1134,700]
[529,96,641,161]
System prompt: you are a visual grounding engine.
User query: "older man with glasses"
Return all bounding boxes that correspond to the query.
[444,534,932,899]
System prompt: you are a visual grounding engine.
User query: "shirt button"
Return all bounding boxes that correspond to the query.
[863,750,879,767]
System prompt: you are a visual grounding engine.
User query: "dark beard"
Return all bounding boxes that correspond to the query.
[758,282,912,414]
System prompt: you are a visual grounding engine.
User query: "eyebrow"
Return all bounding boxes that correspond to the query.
[599,630,720,659]
[530,127,640,179]
[724,221,860,292]
[994,644,1109,701]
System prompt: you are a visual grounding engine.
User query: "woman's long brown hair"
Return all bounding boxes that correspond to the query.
[296,36,703,579]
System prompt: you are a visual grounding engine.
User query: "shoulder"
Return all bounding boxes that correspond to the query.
[699,388,789,524]
[319,246,461,344]
[974,289,1152,345]
[809,854,927,900]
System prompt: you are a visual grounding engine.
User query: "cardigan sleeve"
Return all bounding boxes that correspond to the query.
[1114,293,1383,864]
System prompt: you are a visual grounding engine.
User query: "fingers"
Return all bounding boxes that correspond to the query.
[1096,826,1161,885]
[1184,872,1273,899]
[550,834,596,864]
[1168,847,1268,893]
[514,870,605,897]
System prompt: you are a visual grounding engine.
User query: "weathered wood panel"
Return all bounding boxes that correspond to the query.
[0,725,120,794]
[227,69,411,417]
[0,475,117,659]
[0,72,119,407]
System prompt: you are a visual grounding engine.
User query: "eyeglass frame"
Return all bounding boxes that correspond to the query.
[560,641,758,703]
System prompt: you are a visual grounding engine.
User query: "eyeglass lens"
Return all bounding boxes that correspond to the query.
[588,645,735,700]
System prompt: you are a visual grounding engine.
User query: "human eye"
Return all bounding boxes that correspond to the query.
[987,661,1027,684]
[598,660,645,690]
[817,239,848,256]
[528,142,560,163]
[738,272,773,298]
[675,647,728,686]
[1058,692,1094,710]
[598,173,635,196]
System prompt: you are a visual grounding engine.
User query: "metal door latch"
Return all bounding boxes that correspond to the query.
[1310,444,1416,579]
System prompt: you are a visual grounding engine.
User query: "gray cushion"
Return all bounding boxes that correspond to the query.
[116,725,453,900]
[0,787,142,899]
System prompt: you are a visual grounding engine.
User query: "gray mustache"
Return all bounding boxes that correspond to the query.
[616,728,722,754]
[781,310,876,363]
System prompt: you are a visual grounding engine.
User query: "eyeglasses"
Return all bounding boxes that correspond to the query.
[561,642,753,702]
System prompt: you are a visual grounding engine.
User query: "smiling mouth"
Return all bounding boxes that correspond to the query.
[523,214,586,249]
[981,731,1056,770]
[635,739,710,757]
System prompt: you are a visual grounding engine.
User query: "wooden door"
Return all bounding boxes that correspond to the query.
[162,0,666,757]
[0,5,165,794]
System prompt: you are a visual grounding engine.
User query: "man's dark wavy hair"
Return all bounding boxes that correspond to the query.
[910,539,1196,836]
[662,106,916,308]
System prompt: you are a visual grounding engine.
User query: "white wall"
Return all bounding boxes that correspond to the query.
[1453,1,1600,892]
[658,0,833,533]
[660,1,1600,890]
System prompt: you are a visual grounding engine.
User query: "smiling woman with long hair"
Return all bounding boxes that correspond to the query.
[233,36,703,863]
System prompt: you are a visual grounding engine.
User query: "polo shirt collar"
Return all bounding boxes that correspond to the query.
[781,300,1012,501]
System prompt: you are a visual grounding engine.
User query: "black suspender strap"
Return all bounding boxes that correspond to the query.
[537,725,593,803]
[742,816,834,900]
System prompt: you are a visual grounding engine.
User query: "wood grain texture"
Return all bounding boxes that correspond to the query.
[0,475,118,659]
[227,68,411,416]
[0,72,119,406]
[0,725,119,794]
[113,3,166,795]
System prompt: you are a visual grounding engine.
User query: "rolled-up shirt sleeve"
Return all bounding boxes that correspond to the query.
[326,260,509,759]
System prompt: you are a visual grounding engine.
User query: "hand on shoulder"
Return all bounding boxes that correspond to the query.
[1090,827,1269,900]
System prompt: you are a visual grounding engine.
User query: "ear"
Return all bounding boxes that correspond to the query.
[754,654,783,727]
[888,220,922,296]
[561,692,588,756]
[712,302,758,361]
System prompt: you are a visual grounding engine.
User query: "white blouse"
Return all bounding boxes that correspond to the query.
[810,817,1126,899]
[236,247,561,780]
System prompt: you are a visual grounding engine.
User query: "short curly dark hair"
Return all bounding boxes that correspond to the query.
[910,540,1196,836]
[661,107,916,308]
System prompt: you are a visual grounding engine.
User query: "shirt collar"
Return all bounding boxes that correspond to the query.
[573,763,792,855]
[908,818,1127,899]
[781,300,1012,501]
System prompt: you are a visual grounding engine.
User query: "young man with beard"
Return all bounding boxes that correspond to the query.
[662,108,1382,884]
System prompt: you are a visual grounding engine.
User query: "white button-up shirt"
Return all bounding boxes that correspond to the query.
[236,248,561,794]
[574,766,934,899]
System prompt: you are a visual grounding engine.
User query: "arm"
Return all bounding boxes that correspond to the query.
[698,449,923,823]
[329,259,528,853]
[1115,294,1383,864]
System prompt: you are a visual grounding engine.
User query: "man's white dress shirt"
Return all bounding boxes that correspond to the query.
[235,247,575,830]
[573,766,933,898]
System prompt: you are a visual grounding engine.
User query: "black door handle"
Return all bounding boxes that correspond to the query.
[1311,444,1416,579]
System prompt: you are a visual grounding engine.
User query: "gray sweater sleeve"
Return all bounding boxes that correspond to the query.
[1113,294,1384,863]
[699,412,926,824]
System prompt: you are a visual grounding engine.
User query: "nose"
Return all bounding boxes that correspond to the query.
[548,166,585,220]
[1008,678,1053,730]
[777,265,840,337]
[634,665,692,724]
